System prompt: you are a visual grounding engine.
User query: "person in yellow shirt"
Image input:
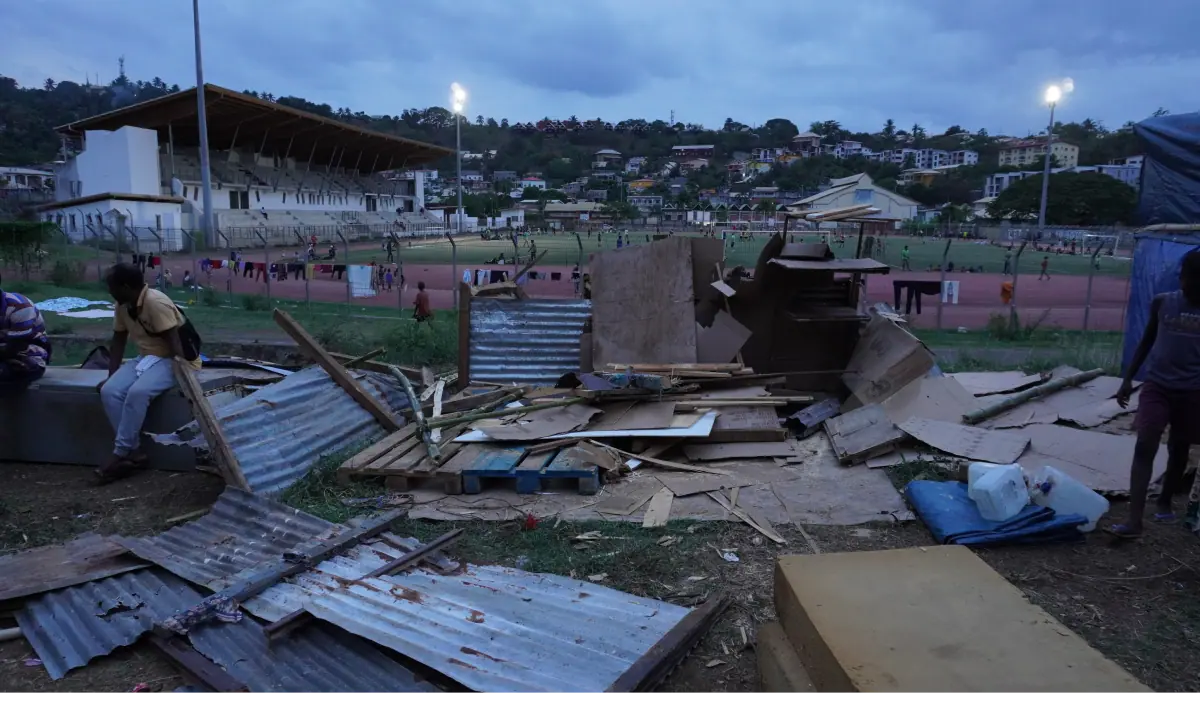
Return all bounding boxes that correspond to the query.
[96,263,203,484]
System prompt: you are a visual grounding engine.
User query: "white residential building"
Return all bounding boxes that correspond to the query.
[625,156,646,174]
[948,150,979,166]
[785,173,918,222]
[629,195,663,210]
[0,166,54,190]
[520,177,547,190]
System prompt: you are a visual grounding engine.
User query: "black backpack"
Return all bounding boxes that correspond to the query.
[128,301,203,362]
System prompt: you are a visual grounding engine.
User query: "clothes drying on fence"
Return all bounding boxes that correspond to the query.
[463,270,473,285]
[892,280,943,314]
[941,280,960,304]
[476,269,487,286]
[347,264,377,298]
[489,270,507,284]
[333,264,345,280]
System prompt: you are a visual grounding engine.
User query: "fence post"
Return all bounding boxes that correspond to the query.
[1082,241,1107,333]
[338,231,351,313]
[256,230,270,307]
[936,238,952,330]
[448,233,459,309]
[1008,241,1029,329]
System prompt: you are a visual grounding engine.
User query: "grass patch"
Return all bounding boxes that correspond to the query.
[277,440,716,598]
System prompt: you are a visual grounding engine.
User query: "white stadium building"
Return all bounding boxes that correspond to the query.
[36,84,453,251]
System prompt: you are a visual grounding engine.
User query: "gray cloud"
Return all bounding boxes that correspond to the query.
[1,0,1194,136]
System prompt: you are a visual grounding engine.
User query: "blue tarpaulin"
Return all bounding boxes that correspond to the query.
[1121,233,1200,377]
[904,481,1086,546]
[1135,112,1200,226]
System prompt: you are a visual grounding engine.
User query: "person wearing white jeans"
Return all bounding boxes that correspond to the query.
[100,355,177,458]
[96,263,201,484]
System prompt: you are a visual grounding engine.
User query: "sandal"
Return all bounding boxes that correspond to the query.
[1105,524,1142,540]
[93,457,139,486]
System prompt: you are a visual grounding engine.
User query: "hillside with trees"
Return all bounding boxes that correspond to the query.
[0,72,1151,210]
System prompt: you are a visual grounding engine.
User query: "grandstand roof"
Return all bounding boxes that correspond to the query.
[55,84,452,172]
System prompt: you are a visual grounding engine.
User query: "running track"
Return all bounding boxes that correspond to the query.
[69,244,1133,332]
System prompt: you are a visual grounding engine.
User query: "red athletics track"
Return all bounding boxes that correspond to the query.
[76,251,1132,332]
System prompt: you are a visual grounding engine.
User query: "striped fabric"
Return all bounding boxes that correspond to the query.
[0,291,50,371]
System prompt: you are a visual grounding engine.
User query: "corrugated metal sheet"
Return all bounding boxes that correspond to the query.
[16,568,436,691]
[151,366,412,496]
[301,563,691,692]
[243,534,458,622]
[469,298,591,386]
[120,488,345,591]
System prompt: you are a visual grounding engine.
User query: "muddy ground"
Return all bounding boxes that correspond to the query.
[2,460,1199,693]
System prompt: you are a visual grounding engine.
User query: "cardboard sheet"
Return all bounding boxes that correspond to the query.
[696,310,753,365]
[478,403,603,441]
[589,400,677,431]
[1017,424,1167,494]
[825,404,904,464]
[949,371,1043,397]
[897,417,1029,464]
[979,369,1124,430]
[880,374,977,425]
[683,441,797,462]
[842,313,934,408]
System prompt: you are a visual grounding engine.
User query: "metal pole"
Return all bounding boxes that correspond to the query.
[449,233,459,309]
[936,238,952,330]
[1036,102,1056,235]
[192,0,217,268]
[1082,242,1106,332]
[455,112,463,236]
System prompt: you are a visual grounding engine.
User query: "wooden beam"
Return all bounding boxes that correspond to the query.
[173,360,251,491]
[273,309,400,432]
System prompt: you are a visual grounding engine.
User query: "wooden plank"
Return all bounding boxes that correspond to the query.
[642,488,675,528]
[173,360,251,491]
[338,425,418,481]
[430,380,446,443]
[607,595,730,692]
[363,436,424,473]
[379,443,429,473]
[823,404,904,466]
[683,441,796,461]
[586,440,729,476]
[707,490,786,544]
[273,309,400,431]
[457,282,471,391]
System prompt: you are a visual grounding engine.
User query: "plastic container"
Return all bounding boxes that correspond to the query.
[967,462,1004,489]
[1030,466,1110,532]
[969,464,1030,521]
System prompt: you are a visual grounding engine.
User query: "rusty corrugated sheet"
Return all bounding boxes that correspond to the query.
[243,533,459,622]
[151,366,412,496]
[0,534,148,604]
[16,568,436,691]
[469,298,591,386]
[300,563,691,692]
[119,488,346,591]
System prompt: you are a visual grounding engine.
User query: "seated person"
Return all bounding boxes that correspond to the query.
[97,263,202,484]
[0,289,51,392]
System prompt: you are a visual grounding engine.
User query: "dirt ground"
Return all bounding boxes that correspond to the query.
[3,460,1200,693]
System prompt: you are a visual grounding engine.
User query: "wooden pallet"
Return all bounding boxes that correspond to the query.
[455,445,601,495]
[338,426,602,495]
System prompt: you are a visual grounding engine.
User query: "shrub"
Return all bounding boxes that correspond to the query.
[200,287,220,307]
[240,294,269,311]
[49,260,86,286]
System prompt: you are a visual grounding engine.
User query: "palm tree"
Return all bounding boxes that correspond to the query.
[911,124,927,144]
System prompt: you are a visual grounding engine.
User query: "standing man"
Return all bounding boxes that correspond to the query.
[901,245,911,271]
[413,281,433,325]
[1111,251,1200,538]
[1038,255,1050,280]
[1002,248,1013,275]
[0,288,51,392]
[97,263,202,484]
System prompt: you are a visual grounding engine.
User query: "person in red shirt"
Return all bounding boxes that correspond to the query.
[413,281,432,324]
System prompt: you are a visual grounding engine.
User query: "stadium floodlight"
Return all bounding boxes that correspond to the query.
[1044,84,1062,105]
[1035,79,1075,262]
[451,83,467,114]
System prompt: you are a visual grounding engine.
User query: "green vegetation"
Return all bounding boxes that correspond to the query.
[989,172,1138,226]
[917,326,1124,376]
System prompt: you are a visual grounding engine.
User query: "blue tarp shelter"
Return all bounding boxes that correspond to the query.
[1122,114,1200,375]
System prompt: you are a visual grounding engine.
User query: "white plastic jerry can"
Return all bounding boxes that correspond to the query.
[1029,466,1110,533]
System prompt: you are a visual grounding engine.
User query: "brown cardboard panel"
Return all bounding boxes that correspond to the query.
[589,400,677,431]
[773,547,1149,692]
[896,417,1029,464]
[841,314,934,407]
[696,310,753,364]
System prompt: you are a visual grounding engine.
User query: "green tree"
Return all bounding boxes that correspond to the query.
[988,172,1137,225]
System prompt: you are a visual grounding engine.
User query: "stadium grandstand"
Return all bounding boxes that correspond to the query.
[36,84,453,250]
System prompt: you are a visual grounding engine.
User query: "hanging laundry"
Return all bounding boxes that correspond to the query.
[476,269,486,286]
[463,270,472,285]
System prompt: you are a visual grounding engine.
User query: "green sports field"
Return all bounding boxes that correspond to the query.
[342,231,1133,277]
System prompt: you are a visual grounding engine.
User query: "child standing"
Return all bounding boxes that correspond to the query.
[1110,250,1200,538]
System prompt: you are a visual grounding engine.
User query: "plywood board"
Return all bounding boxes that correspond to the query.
[757,621,816,692]
[696,310,752,365]
[591,237,698,366]
[896,417,1029,464]
[773,546,1148,692]
[642,488,675,527]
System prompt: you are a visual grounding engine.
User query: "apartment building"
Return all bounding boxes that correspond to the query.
[998,140,1079,168]
[672,144,715,159]
[629,195,663,210]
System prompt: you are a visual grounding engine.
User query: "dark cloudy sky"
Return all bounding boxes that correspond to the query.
[4,0,1193,136]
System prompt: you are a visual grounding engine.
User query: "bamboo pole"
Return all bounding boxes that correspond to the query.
[428,396,583,430]
[962,368,1105,425]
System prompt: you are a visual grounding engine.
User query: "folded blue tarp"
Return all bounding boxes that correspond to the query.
[904,480,1087,546]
